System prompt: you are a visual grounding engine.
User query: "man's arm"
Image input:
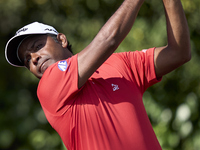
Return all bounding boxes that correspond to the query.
[77,0,144,88]
[154,0,191,78]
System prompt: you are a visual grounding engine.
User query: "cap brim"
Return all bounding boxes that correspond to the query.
[5,35,29,67]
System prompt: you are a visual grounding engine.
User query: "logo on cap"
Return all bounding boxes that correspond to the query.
[45,28,58,34]
[16,28,28,35]
[58,60,68,71]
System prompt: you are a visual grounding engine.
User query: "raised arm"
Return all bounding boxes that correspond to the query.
[154,0,191,78]
[77,0,144,88]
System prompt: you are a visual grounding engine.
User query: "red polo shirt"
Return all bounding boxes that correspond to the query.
[37,47,162,150]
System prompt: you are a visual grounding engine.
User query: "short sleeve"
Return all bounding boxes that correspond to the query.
[126,47,161,93]
[37,54,79,115]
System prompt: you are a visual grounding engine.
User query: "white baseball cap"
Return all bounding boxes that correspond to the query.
[5,22,59,67]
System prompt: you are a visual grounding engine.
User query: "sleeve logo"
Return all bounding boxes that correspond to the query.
[142,49,147,53]
[58,60,68,71]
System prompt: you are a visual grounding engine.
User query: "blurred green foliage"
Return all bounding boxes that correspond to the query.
[0,0,199,149]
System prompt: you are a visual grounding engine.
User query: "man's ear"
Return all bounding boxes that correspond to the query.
[57,33,68,48]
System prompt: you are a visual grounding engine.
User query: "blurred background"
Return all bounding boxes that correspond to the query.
[0,0,199,149]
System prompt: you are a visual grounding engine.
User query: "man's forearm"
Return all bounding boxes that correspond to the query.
[77,0,144,88]
[96,0,145,50]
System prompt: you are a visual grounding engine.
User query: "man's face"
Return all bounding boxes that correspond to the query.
[18,34,72,78]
